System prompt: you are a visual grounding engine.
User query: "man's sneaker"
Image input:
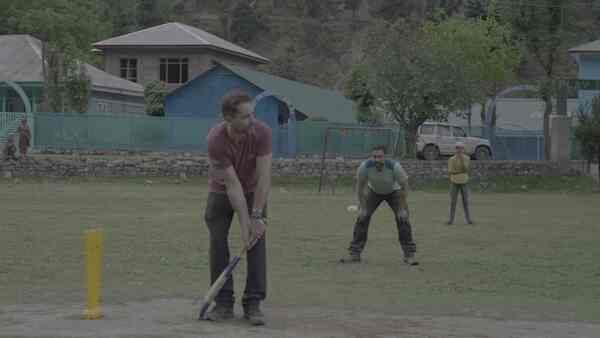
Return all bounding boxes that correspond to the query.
[403,255,419,266]
[243,302,265,326]
[204,303,234,322]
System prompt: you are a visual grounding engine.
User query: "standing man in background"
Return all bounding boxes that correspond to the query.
[339,145,419,266]
[204,90,272,326]
[17,118,31,159]
[447,142,474,225]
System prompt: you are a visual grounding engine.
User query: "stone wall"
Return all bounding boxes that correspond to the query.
[0,156,586,181]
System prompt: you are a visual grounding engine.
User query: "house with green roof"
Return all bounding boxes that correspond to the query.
[164,62,357,156]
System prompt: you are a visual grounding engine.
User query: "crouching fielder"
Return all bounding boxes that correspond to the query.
[340,145,418,265]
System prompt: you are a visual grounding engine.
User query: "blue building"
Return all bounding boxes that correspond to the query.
[569,40,600,110]
[165,62,356,156]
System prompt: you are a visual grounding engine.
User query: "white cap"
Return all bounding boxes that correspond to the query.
[455,142,465,148]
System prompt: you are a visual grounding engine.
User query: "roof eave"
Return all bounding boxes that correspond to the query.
[0,81,43,87]
[91,44,270,64]
[205,45,270,64]
[568,49,600,53]
[91,84,144,97]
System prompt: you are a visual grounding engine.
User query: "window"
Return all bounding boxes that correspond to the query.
[120,58,138,82]
[420,125,434,135]
[97,102,108,113]
[453,126,467,137]
[97,102,112,113]
[438,125,451,137]
[160,58,189,84]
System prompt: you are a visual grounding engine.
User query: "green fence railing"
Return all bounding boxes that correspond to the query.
[296,121,405,157]
[34,112,217,152]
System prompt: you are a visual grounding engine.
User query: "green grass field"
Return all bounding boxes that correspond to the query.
[1,176,599,334]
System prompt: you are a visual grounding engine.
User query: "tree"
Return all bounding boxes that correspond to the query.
[345,64,380,124]
[369,0,427,22]
[289,0,326,18]
[262,19,347,88]
[65,63,92,113]
[359,15,520,156]
[230,1,267,44]
[100,0,140,35]
[428,0,464,17]
[217,0,244,40]
[362,19,451,157]
[422,16,520,134]
[144,81,169,116]
[346,0,363,19]
[8,0,111,112]
[137,0,164,28]
[465,0,489,18]
[0,0,22,34]
[499,0,577,160]
[265,41,303,81]
[574,97,600,184]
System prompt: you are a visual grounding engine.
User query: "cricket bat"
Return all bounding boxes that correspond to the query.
[198,246,246,320]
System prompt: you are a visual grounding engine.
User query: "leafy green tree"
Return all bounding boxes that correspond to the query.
[345,64,379,124]
[362,19,450,157]
[100,0,139,35]
[230,1,267,44]
[422,16,520,133]
[359,15,520,156]
[575,97,600,184]
[499,0,577,159]
[7,0,111,112]
[144,81,169,116]
[465,0,489,18]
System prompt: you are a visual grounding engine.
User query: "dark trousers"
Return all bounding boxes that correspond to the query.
[204,192,266,306]
[449,183,472,223]
[349,189,417,257]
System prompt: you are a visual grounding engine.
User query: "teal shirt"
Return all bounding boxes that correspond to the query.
[357,160,409,195]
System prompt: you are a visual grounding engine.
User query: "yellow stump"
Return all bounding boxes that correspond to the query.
[83,229,103,319]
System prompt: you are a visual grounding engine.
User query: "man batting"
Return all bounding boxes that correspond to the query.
[203,90,272,325]
[339,145,418,265]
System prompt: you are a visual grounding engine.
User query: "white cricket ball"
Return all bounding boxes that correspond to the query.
[347,205,358,212]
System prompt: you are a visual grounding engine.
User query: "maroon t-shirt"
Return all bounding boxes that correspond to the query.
[207,120,272,193]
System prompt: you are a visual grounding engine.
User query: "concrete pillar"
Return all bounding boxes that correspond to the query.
[549,114,572,163]
[287,109,297,158]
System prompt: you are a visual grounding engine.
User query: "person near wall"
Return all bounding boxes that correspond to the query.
[2,134,18,161]
[447,142,474,225]
[17,118,31,159]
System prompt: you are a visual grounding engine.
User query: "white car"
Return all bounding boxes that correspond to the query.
[416,122,493,160]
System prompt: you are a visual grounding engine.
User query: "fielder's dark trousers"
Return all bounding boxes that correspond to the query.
[204,192,266,307]
[349,189,417,257]
[449,183,472,223]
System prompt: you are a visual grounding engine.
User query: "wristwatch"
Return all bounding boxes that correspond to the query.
[251,208,263,219]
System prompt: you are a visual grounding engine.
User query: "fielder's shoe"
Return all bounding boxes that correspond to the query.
[403,254,419,266]
[243,302,265,326]
[339,253,361,263]
[204,303,234,322]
